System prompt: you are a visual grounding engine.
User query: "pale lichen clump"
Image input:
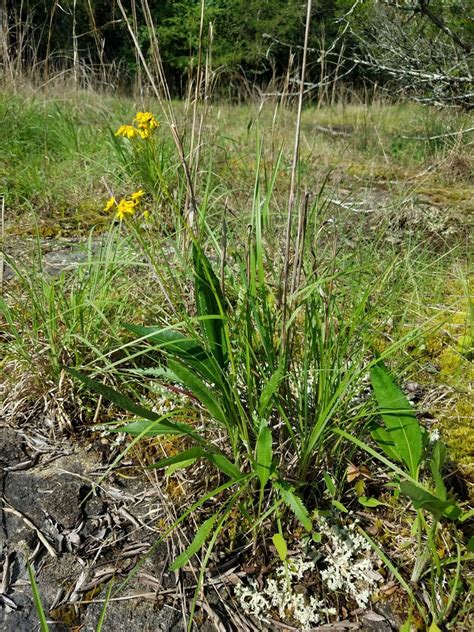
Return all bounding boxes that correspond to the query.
[235,558,335,629]
[235,517,382,628]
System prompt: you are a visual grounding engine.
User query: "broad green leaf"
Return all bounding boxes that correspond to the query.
[431,440,447,472]
[193,244,227,369]
[370,423,401,463]
[410,513,421,536]
[258,366,284,417]
[460,509,474,523]
[428,623,442,632]
[370,361,423,478]
[124,324,204,355]
[467,536,474,553]
[277,482,312,532]
[169,515,217,571]
[443,504,462,520]
[272,533,288,561]
[168,359,227,425]
[358,496,385,508]
[256,424,273,489]
[400,481,460,520]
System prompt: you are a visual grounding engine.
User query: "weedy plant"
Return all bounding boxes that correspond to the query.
[337,360,473,627]
[69,108,445,625]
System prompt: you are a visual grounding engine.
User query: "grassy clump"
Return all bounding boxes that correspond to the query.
[1,90,473,630]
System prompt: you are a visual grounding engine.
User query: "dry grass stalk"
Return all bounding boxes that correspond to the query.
[281,0,313,356]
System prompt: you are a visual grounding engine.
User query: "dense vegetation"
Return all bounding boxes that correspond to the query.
[2,1,473,104]
[0,2,473,631]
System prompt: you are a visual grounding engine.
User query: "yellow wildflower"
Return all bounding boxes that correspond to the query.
[103,196,116,212]
[134,111,159,139]
[135,111,158,130]
[115,124,138,139]
[131,190,145,202]
[143,210,150,220]
[138,127,152,140]
[116,198,136,221]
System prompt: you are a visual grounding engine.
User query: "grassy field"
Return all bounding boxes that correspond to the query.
[1,88,473,630]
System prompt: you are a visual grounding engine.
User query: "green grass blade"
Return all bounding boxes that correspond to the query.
[27,561,49,632]
[256,424,273,489]
[193,243,227,368]
[167,358,227,425]
[96,580,114,632]
[169,515,217,571]
[67,368,161,422]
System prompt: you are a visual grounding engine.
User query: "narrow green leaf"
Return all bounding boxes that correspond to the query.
[124,324,221,385]
[256,424,273,489]
[193,244,227,369]
[27,561,49,632]
[67,368,160,422]
[168,359,227,425]
[152,446,242,480]
[165,459,197,476]
[272,533,288,561]
[331,499,349,513]
[370,361,423,478]
[258,366,284,417]
[323,472,336,497]
[207,453,242,480]
[111,417,199,439]
[96,580,113,632]
[169,515,217,571]
[152,447,208,469]
[399,617,412,632]
[277,483,312,532]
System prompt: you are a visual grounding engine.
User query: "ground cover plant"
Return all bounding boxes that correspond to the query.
[1,9,473,632]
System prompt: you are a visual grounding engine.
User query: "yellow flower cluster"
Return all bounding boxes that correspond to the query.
[103,190,147,221]
[115,111,159,140]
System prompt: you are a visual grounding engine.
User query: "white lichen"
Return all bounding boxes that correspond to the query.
[235,516,382,628]
[317,516,382,608]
